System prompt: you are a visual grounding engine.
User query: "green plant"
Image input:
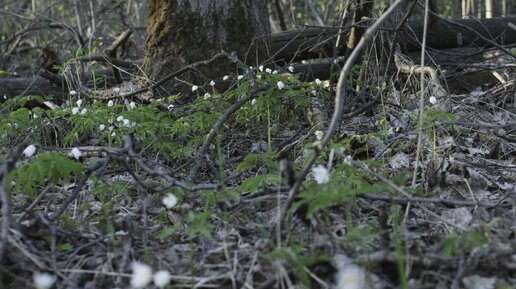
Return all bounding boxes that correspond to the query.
[8,152,84,198]
[441,231,488,256]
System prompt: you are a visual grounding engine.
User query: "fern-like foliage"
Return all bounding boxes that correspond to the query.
[8,152,84,198]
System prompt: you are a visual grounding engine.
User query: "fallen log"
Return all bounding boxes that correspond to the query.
[271,16,516,63]
[0,77,66,102]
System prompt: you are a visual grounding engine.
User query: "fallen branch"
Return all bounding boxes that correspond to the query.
[279,0,411,225]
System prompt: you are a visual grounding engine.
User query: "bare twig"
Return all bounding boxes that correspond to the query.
[412,0,431,186]
[279,0,412,224]
[188,83,273,180]
[0,143,27,259]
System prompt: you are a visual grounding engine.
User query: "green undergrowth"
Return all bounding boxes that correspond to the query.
[0,71,489,285]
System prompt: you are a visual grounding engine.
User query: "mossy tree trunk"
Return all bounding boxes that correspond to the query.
[143,0,269,98]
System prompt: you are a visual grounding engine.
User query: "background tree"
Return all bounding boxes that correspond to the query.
[142,0,270,97]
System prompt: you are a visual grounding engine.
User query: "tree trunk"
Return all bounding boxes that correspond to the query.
[143,0,269,98]
[485,0,493,18]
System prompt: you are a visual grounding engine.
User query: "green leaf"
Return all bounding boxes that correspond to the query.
[238,174,280,192]
[8,152,84,198]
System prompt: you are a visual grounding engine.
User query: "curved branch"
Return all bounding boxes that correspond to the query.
[279,0,412,224]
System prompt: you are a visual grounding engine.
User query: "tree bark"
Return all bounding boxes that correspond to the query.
[143,0,269,98]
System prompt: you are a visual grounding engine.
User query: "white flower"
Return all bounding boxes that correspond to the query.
[312,165,330,184]
[257,74,262,79]
[111,132,116,137]
[108,126,114,131]
[130,261,153,289]
[272,70,278,74]
[123,119,130,126]
[191,85,199,92]
[287,66,294,73]
[128,101,136,110]
[80,108,87,115]
[113,87,120,94]
[315,78,322,85]
[265,68,272,74]
[204,93,211,100]
[153,270,172,288]
[116,116,124,122]
[277,81,285,90]
[99,124,105,131]
[344,155,353,165]
[167,104,175,110]
[33,272,56,289]
[70,147,81,160]
[107,100,114,107]
[33,113,38,119]
[162,193,178,209]
[237,75,244,80]
[311,90,317,96]
[335,264,366,289]
[71,107,79,115]
[23,145,37,157]
[259,65,264,72]
[249,66,253,70]
[76,99,83,107]
[251,99,257,105]
[69,90,77,96]
[210,80,216,86]
[429,96,437,105]
[222,75,229,81]
[315,130,324,140]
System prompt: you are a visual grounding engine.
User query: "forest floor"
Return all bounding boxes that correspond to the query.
[1,47,515,289]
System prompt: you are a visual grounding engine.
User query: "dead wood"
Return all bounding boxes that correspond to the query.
[271,16,516,63]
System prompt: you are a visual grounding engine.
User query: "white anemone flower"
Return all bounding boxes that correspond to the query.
[191,85,199,92]
[70,148,81,160]
[71,107,79,115]
[153,270,172,288]
[76,99,83,107]
[107,100,114,107]
[315,78,322,85]
[23,145,37,157]
[335,264,366,289]
[210,80,216,86]
[130,261,153,289]
[222,75,229,81]
[312,165,330,184]
[314,130,324,141]
[162,193,178,209]
[69,90,77,96]
[277,81,285,90]
[429,96,437,105]
[33,272,56,289]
